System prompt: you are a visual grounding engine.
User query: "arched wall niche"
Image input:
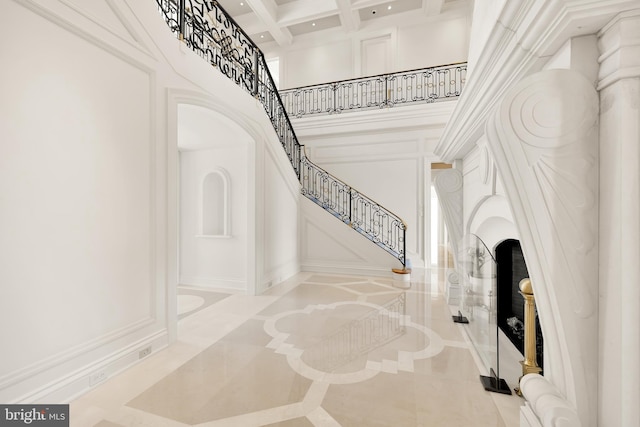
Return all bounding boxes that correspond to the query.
[200,168,231,237]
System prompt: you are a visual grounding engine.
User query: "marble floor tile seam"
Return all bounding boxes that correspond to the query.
[298,279,436,296]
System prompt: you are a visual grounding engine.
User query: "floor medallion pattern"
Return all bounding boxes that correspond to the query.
[70,273,521,426]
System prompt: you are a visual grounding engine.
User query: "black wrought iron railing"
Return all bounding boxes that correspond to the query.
[280,63,467,117]
[300,158,406,262]
[156,0,407,266]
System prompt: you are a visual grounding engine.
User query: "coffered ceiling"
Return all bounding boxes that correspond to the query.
[215,0,469,48]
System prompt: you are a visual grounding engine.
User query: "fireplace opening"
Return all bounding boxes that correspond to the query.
[495,239,543,371]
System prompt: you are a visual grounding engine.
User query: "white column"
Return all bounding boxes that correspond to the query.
[597,10,640,427]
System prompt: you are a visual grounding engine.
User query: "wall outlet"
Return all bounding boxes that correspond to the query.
[138,345,152,359]
[89,370,107,386]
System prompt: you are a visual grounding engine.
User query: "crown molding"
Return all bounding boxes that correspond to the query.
[434,0,639,162]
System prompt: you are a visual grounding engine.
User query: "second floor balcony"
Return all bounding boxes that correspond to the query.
[280,63,467,118]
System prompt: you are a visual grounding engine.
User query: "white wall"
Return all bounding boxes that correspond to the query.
[0,0,302,403]
[396,15,471,71]
[0,0,167,403]
[257,147,300,293]
[282,39,354,88]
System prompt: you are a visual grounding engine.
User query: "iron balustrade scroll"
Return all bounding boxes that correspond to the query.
[280,64,467,118]
[155,0,406,266]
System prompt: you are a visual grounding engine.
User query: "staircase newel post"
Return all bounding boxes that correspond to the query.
[515,278,542,395]
[402,225,406,267]
[178,0,185,41]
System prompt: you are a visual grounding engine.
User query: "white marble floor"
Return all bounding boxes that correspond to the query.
[70,273,523,426]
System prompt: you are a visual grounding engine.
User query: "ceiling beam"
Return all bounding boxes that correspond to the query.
[335,0,360,32]
[233,13,267,36]
[351,0,395,9]
[246,0,293,46]
[423,0,445,16]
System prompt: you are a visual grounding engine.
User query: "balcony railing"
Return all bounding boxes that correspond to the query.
[156,0,407,266]
[280,63,467,118]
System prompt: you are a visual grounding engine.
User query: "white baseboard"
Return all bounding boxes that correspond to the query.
[180,275,246,291]
[300,262,394,278]
[4,330,168,405]
[260,260,301,294]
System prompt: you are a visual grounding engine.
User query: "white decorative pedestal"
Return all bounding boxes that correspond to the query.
[392,268,411,289]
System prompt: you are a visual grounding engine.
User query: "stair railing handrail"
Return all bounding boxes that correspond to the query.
[300,149,407,263]
[155,0,407,266]
[280,62,467,117]
[281,62,467,91]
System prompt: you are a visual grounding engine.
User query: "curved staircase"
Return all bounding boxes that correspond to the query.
[156,0,412,269]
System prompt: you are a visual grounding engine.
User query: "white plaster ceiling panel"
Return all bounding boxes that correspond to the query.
[215,0,471,47]
[288,14,342,36]
[359,0,423,21]
[216,0,253,18]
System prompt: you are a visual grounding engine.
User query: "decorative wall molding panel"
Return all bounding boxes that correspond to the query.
[0,0,166,404]
[486,68,599,426]
[436,0,639,162]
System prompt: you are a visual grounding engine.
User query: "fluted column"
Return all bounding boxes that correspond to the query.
[597,10,640,427]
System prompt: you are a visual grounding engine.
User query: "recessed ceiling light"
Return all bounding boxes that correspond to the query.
[240,2,244,5]
[260,34,264,38]
[387,5,392,10]
[312,22,316,26]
